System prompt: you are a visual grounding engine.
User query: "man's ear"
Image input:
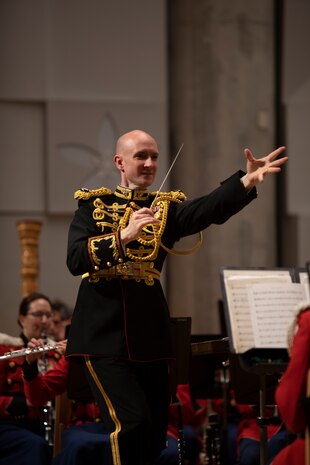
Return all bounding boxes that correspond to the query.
[114,154,124,171]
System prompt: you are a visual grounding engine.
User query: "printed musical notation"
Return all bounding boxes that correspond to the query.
[221,268,309,353]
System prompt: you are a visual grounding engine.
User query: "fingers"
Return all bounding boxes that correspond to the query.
[131,208,160,226]
[57,340,67,354]
[28,338,44,348]
[269,156,288,167]
[267,146,286,160]
[244,148,255,161]
[245,146,286,161]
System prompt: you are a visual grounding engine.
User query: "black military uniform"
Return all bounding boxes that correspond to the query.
[66,172,256,465]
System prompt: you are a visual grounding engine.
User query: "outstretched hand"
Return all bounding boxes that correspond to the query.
[242,146,288,190]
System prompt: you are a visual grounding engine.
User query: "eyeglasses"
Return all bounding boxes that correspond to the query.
[27,311,53,319]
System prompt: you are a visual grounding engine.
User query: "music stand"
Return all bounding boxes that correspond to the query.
[169,317,192,465]
[219,266,304,465]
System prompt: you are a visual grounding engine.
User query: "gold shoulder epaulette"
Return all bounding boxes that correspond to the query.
[74,187,113,200]
[150,190,187,202]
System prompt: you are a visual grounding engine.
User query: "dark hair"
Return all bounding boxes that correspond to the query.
[51,299,73,321]
[19,292,52,316]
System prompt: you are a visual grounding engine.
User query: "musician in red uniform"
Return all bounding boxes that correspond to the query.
[235,401,290,465]
[0,292,60,465]
[23,343,109,465]
[271,304,310,465]
[65,129,287,465]
[155,384,207,465]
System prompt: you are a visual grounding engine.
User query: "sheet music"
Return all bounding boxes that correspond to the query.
[248,283,308,348]
[222,269,294,353]
[298,271,310,301]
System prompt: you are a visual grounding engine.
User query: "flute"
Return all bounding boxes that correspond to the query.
[0,344,61,361]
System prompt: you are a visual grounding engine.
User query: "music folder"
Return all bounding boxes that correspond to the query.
[220,266,309,356]
[219,266,310,403]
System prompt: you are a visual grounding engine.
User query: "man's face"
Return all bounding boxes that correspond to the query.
[115,134,159,189]
[19,298,53,340]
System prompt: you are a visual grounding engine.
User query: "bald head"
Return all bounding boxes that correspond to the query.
[116,130,157,155]
[114,130,159,190]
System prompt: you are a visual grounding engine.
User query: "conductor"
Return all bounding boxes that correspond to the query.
[65,129,287,465]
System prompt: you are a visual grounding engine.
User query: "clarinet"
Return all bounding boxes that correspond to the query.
[40,333,54,447]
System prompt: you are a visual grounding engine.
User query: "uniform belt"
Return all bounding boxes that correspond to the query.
[82,262,161,284]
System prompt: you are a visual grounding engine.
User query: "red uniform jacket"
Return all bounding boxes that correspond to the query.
[167,384,207,440]
[272,307,310,465]
[24,356,102,426]
[0,333,60,421]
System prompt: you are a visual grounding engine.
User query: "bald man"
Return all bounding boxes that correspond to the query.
[66,129,287,465]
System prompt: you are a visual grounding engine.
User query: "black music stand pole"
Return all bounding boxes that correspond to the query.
[258,374,268,465]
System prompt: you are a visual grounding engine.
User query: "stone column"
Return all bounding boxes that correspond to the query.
[167,0,277,334]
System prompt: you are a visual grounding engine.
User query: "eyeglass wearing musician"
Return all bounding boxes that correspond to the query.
[65,129,288,465]
[0,292,61,465]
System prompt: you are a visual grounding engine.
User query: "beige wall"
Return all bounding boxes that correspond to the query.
[0,0,309,338]
[0,0,168,334]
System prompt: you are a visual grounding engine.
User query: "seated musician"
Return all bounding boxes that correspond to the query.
[49,299,73,342]
[24,338,207,465]
[0,292,60,465]
[23,337,110,465]
[155,384,207,465]
[234,396,290,465]
[271,302,310,465]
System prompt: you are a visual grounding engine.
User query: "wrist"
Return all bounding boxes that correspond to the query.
[240,174,252,191]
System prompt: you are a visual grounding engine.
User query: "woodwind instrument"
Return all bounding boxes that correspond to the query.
[0,343,61,361]
[40,332,54,447]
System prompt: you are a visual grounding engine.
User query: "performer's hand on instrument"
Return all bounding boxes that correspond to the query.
[120,207,160,246]
[241,146,288,190]
[26,338,45,364]
[55,339,67,355]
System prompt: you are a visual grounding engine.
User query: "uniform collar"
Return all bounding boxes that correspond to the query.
[115,185,149,201]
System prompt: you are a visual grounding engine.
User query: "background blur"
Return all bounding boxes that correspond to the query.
[1,0,309,336]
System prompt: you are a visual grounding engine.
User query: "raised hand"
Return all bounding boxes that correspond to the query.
[242,146,288,190]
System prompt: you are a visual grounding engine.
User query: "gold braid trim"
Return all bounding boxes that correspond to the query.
[160,231,203,256]
[118,191,190,262]
[74,187,112,200]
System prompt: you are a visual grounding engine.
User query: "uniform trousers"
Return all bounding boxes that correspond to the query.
[239,428,294,465]
[0,419,51,465]
[155,425,201,465]
[53,422,110,465]
[84,357,170,465]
